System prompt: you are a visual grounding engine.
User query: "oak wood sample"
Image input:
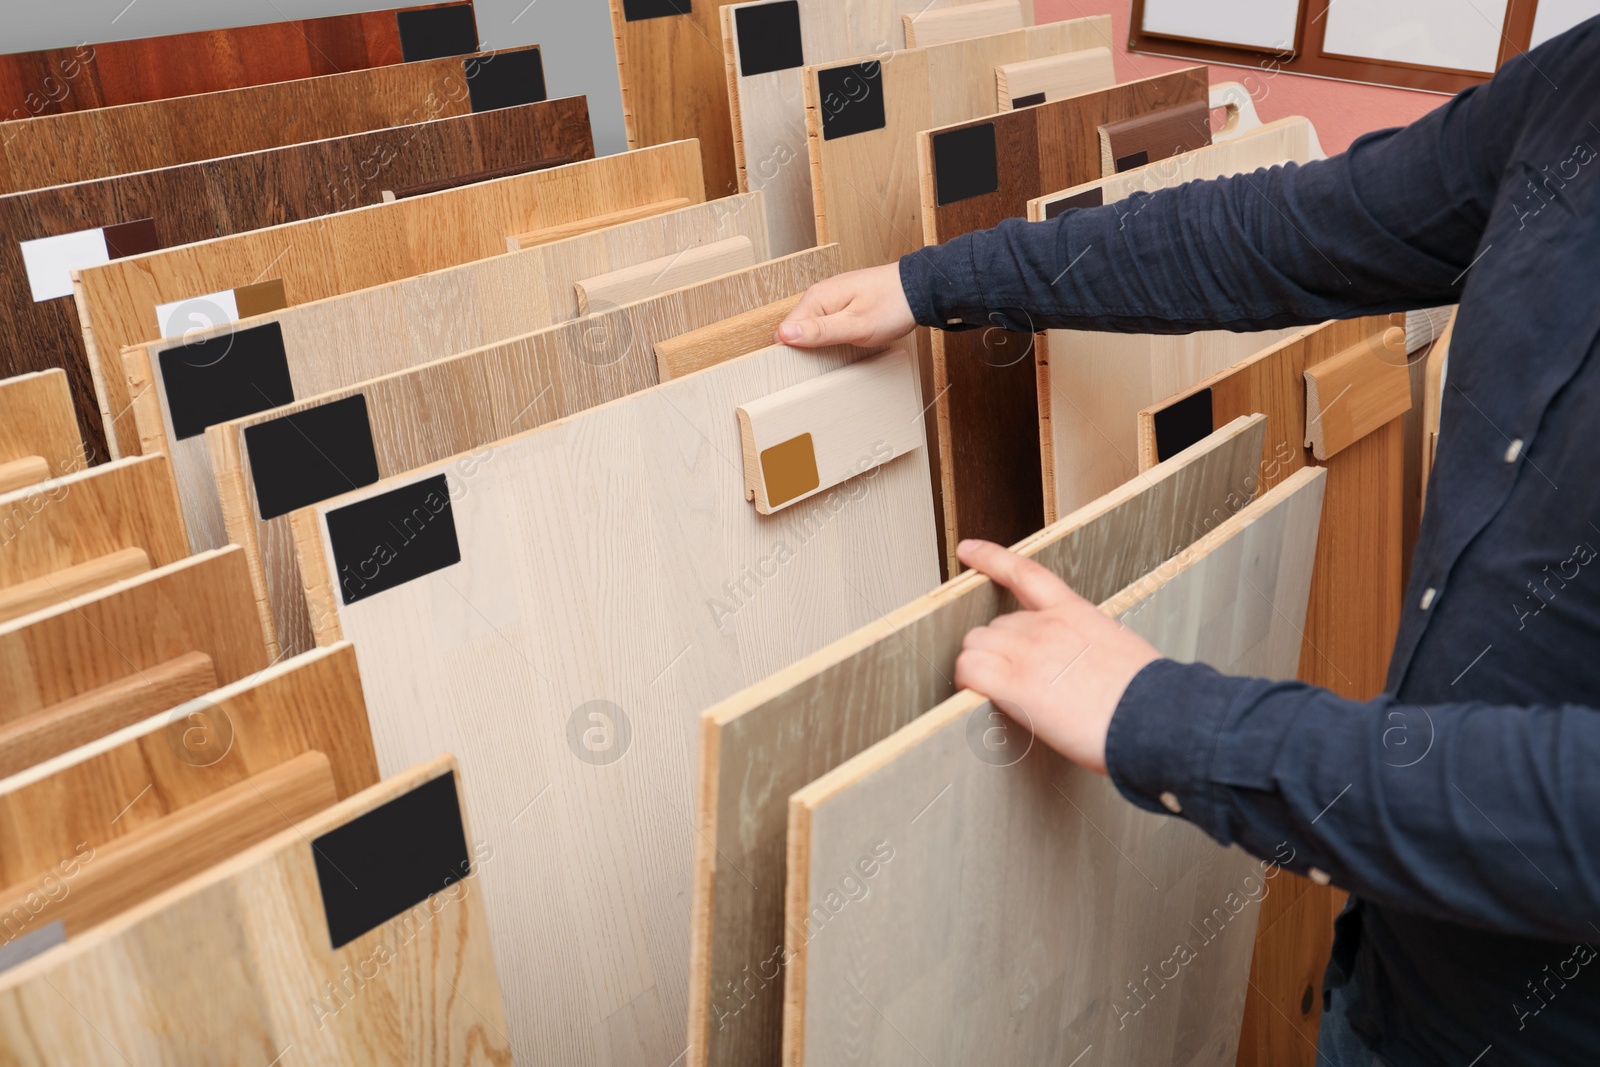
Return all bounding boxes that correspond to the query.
[784,466,1326,1067]
[654,294,802,380]
[0,458,48,495]
[292,340,940,1066]
[995,46,1116,110]
[1,94,593,462]
[0,370,83,479]
[76,139,705,459]
[689,415,1266,1067]
[0,3,477,118]
[921,67,1211,569]
[0,755,509,1066]
[575,234,758,313]
[1304,338,1413,460]
[210,244,837,659]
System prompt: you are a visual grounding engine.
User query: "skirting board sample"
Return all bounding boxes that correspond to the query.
[904,0,1026,47]
[654,294,802,380]
[1,95,593,464]
[210,243,837,660]
[689,414,1265,1067]
[0,546,269,722]
[575,235,758,313]
[784,465,1326,1067]
[804,16,1113,274]
[0,370,83,481]
[128,192,766,556]
[0,756,512,1066]
[995,45,1116,110]
[1032,117,1321,520]
[0,44,546,194]
[291,341,940,1066]
[921,66,1211,570]
[76,140,705,461]
[0,3,477,118]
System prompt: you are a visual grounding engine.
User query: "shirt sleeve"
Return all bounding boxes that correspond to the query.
[1105,658,1600,943]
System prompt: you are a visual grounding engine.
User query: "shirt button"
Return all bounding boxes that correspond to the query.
[1309,867,1332,886]
[1420,587,1437,610]
[1159,791,1182,814]
[1505,438,1523,462]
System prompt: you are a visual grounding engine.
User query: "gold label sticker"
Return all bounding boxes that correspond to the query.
[760,432,820,508]
[234,278,288,319]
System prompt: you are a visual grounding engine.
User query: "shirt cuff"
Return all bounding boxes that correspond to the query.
[898,239,985,331]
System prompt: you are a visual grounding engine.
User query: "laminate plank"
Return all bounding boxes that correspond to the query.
[689,414,1265,1067]
[291,339,940,1065]
[654,294,802,380]
[0,370,83,477]
[0,3,477,118]
[920,67,1211,570]
[1030,118,1322,520]
[1,95,593,461]
[1235,877,1340,1067]
[76,139,705,458]
[508,197,694,249]
[0,548,151,627]
[0,755,509,1066]
[575,235,758,313]
[128,192,765,557]
[0,547,269,720]
[784,466,1325,1067]
[209,244,836,659]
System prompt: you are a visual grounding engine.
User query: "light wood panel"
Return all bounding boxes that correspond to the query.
[210,244,838,659]
[921,67,1211,570]
[785,466,1325,1067]
[995,46,1116,109]
[75,140,705,459]
[129,192,766,555]
[1304,339,1412,460]
[0,548,150,627]
[689,414,1265,1067]
[1031,118,1322,521]
[292,339,940,1066]
[0,547,269,720]
[0,370,83,479]
[507,197,694,248]
[575,235,758,313]
[0,755,510,1066]
[905,0,1026,46]
[655,294,801,380]
[0,459,48,494]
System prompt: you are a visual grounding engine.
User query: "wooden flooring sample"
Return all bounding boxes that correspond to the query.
[655,294,802,380]
[0,370,83,479]
[920,67,1210,570]
[0,546,268,721]
[996,46,1115,110]
[0,3,477,118]
[210,244,837,659]
[3,94,592,462]
[76,139,704,459]
[690,414,1265,1067]
[784,466,1325,1067]
[292,340,940,1066]
[129,192,766,555]
[1033,118,1322,520]
[0,755,510,1066]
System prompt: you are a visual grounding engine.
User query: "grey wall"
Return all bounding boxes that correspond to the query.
[2,0,629,155]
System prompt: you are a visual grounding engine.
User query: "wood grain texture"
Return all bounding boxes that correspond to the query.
[0,458,49,495]
[1098,97,1212,174]
[507,196,694,248]
[655,294,802,380]
[689,415,1265,1067]
[0,548,150,628]
[210,243,837,660]
[0,755,510,1067]
[904,0,1025,47]
[130,192,766,556]
[575,235,758,313]
[0,3,476,118]
[0,370,83,478]
[922,67,1210,570]
[1304,339,1412,460]
[0,546,268,721]
[76,139,704,459]
[995,46,1115,110]
[0,651,215,779]
[1235,877,1341,1067]
[293,339,940,1066]
[784,466,1325,1067]
[1031,118,1321,521]
[0,94,593,462]
[0,454,185,594]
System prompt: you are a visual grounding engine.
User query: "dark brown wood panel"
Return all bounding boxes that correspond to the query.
[0,3,476,120]
[0,95,591,461]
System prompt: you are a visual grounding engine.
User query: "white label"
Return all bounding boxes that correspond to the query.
[1142,0,1301,52]
[19,228,110,303]
[1322,0,1509,73]
[155,289,240,341]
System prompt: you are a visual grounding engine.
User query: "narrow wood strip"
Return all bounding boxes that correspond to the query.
[575,235,758,313]
[0,547,150,626]
[383,154,580,200]
[1304,340,1413,460]
[655,294,802,380]
[508,196,695,249]
[904,0,1024,48]
[995,46,1115,110]
[0,457,48,494]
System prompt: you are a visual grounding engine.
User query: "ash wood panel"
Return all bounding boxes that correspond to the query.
[0,547,269,721]
[0,548,150,629]
[1303,339,1412,460]
[0,755,509,1067]
[922,67,1210,570]
[995,46,1115,110]
[575,235,758,313]
[0,3,476,118]
[689,415,1265,1067]
[655,294,802,380]
[210,244,836,659]
[293,340,940,1066]
[130,192,766,556]
[76,139,704,459]
[1032,118,1321,520]
[785,466,1325,1067]
[0,95,593,462]
[0,370,83,477]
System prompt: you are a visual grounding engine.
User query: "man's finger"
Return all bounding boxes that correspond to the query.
[953,647,1011,696]
[961,624,1021,656]
[778,312,853,348]
[957,540,1075,611]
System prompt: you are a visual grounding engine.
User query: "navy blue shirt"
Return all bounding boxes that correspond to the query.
[900,21,1600,1067]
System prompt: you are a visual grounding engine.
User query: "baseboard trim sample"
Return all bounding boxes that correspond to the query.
[904,0,1025,47]
[0,370,84,479]
[575,235,758,313]
[996,46,1116,110]
[1098,97,1212,174]
[1304,338,1412,460]
[655,294,802,380]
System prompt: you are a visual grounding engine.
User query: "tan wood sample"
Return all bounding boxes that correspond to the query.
[904,0,1026,46]
[689,414,1266,1067]
[506,196,694,249]
[1304,339,1413,461]
[73,139,706,459]
[0,458,48,494]
[0,755,511,1066]
[292,338,940,1066]
[784,466,1326,1067]
[0,548,150,627]
[0,370,84,478]
[575,235,758,314]
[996,46,1116,109]
[654,294,802,380]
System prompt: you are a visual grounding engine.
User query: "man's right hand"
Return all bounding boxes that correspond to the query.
[775,263,917,348]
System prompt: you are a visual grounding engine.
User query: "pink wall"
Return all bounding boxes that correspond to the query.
[1035,0,1447,153]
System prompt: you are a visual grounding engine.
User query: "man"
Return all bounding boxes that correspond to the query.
[774,18,1600,1067]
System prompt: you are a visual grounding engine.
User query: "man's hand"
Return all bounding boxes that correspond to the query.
[776,263,916,348]
[953,540,1162,776]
